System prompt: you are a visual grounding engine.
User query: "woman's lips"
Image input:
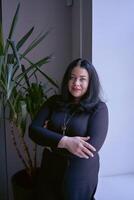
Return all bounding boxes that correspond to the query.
[72,87,81,91]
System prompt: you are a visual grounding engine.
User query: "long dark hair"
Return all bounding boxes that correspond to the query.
[58,58,101,111]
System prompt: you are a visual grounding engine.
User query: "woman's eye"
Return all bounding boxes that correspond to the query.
[80,78,86,81]
[70,76,75,80]
[70,76,87,82]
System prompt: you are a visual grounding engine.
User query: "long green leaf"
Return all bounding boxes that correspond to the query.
[8,89,23,123]
[21,65,30,87]
[11,90,23,115]
[0,79,7,94]
[0,55,4,76]
[7,40,22,82]
[25,83,45,119]
[37,66,59,88]
[15,58,59,89]
[15,56,51,82]
[21,30,51,58]
[4,3,20,54]
[7,64,15,99]
[8,3,20,40]
[7,82,15,100]
[16,26,34,50]
[21,56,59,88]
[8,39,21,68]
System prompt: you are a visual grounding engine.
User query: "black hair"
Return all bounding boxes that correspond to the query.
[58,58,101,112]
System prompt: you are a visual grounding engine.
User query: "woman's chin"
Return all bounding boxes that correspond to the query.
[71,93,81,98]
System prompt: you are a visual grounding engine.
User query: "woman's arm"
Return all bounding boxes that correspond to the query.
[87,102,109,152]
[29,96,63,148]
[58,102,108,158]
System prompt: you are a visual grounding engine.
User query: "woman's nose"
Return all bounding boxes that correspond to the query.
[73,78,80,85]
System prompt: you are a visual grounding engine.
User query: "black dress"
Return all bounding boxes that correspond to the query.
[29,95,108,200]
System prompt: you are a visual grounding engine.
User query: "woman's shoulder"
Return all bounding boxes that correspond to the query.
[93,100,108,114]
[87,101,108,119]
[97,100,108,108]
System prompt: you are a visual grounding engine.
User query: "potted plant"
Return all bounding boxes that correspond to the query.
[0,3,59,199]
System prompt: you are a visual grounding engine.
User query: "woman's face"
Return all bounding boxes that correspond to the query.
[68,66,89,100]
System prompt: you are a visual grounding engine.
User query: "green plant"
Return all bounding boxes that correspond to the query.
[0,3,59,178]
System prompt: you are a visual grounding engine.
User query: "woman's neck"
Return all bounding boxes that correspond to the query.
[73,97,81,104]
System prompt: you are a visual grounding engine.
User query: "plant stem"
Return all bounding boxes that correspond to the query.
[10,122,29,170]
[17,127,34,174]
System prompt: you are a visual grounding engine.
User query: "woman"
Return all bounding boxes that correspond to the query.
[29,58,108,200]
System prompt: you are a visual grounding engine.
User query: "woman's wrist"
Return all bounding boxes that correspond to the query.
[57,136,69,148]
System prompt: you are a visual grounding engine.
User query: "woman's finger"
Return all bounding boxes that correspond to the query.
[83,141,96,152]
[81,146,94,158]
[75,149,90,159]
[80,136,90,141]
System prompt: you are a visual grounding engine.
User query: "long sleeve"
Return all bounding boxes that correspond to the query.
[29,96,63,148]
[87,102,108,152]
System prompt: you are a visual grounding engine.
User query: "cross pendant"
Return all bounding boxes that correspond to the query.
[62,125,66,135]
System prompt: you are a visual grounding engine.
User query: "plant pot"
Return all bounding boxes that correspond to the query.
[11,169,39,200]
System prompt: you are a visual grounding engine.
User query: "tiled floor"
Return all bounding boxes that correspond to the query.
[95,174,134,200]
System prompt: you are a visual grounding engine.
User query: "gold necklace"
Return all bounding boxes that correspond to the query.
[61,111,76,136]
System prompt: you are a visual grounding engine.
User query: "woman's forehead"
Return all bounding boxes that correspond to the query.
[71,66,89,76]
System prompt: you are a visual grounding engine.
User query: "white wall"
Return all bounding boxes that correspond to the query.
[93,0,134,176]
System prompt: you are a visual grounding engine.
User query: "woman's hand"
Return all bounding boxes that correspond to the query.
[43,120,49,128]
[58,136,96,159]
